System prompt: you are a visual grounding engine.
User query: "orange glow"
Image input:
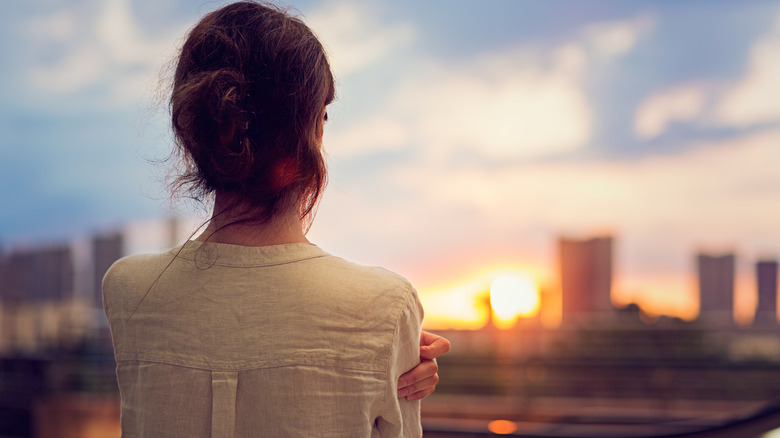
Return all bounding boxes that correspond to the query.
[417,263,548,330]
[418,280,491,330]
[614,273,699,322]
[415,255,734,330]
[490,274,539,328]
[487,420,518,434]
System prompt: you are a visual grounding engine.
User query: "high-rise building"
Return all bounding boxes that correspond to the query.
[755,260,778,325]
[0,245,75,352]
[697,253,735,324]
[559,236,613,323]
[0,245,74,303]
[92,232,124,307]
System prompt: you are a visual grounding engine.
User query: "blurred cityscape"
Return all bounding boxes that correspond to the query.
[426,236,780,437]
[2,221,780,437]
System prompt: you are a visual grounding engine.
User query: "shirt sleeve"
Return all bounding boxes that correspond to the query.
[376,287,424,437]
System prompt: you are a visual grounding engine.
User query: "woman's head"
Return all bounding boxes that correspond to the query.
[170,1,334,227]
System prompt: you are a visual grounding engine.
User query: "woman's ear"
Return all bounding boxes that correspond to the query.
[316,107,327,145]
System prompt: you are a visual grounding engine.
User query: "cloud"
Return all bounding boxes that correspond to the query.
[23,0,185,109]
[324,14,656,161]
[716,13,780,127]
[305,1,415,78]
[583,15,654,59]
[635,11,780,136]
[314,127,780,317]
[397,16,655,160]
[327,43,596,161]
[400,129,780,240]
[634,84,707,139]
[393,46,594,161]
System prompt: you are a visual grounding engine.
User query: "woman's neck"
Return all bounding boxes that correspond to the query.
[195,194,309,247]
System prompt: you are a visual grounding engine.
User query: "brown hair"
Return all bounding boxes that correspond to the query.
[169,1,334,228]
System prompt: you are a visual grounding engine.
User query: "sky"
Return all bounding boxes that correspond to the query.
[3,0,780,328]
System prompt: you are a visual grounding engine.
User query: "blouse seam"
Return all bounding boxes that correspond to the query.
[169,242,331,268]
[382,283,415,407]
[115,356,387,373]
[174,254,329,268]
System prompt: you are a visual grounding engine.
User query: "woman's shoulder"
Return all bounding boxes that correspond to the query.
[101,250,176,307]
[103,251,173,285]
[315,251,414,295]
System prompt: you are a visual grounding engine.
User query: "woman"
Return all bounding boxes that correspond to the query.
[102,1,447,437]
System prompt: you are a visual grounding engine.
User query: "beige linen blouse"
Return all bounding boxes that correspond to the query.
[102,241,423,437]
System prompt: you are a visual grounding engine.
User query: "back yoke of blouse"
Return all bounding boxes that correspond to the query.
[102,241,423,437]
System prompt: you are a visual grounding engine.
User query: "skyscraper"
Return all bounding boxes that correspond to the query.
[697,253,735,325]
[755,260,778,325]
[559,236,613,324]
[0,245,74,303]
[0,245,75,351]
[92,232,124,308]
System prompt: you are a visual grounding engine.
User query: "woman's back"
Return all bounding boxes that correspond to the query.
[101,2,436,435]
[103,241,422,437]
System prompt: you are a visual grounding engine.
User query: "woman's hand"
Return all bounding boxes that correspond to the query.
[397,331,451,400]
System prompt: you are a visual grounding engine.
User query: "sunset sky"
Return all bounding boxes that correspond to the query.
[3,0,780,328]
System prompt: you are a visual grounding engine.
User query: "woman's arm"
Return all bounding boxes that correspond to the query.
[397,330,451,400]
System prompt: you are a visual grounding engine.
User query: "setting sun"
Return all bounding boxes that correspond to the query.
[490,274,539,328]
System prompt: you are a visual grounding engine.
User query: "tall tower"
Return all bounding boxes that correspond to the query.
[755,260,778,326]
[559,236,613,324]
[0,245,75,303]
[0,245,74,351]
[92,232,124,308]
[697,253,735,325]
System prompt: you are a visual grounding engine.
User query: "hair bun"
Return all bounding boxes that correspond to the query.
[172,68,255,187]
[169,2,334,226]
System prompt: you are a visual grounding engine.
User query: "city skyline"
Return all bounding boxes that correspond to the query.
[3,0,780,326]
[2,218,778,332]
[4,222,780,438]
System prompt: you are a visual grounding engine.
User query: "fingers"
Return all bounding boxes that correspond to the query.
[404,388,434,401]
[398,358,439,400]
[419,331,451,360]
[398,358,437,389]
[397,331,449,401]
[398,374,440,401]
[420,330,438,346]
